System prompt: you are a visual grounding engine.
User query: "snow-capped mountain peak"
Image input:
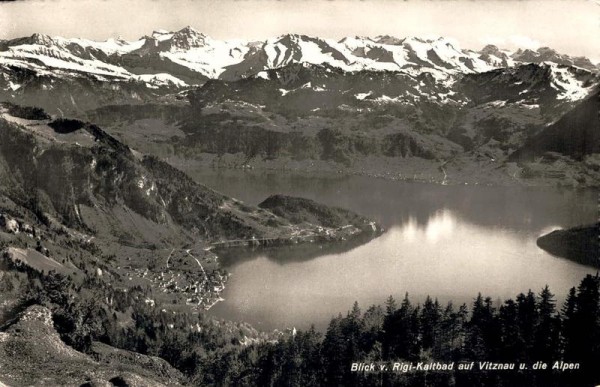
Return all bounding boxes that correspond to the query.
[29,33,55,47]
[169,26,210,50]
[0,28,597,98]
[4,33,56,48]
[151,30,174,41]
[511,47,598,72]
[373,35,403,45]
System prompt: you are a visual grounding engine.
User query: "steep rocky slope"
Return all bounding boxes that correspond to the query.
[0,104,379,246]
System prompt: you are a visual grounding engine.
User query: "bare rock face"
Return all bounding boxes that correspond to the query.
[0,305,181,386]
[0,214,19,234]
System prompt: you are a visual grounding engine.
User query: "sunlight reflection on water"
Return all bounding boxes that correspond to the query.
[187,169,598,331]
[211,210,595,331]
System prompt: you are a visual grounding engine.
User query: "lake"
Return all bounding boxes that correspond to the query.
[186,168,598,331]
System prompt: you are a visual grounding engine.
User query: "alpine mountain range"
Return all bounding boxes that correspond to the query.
[1,27,598,186]
[0,26,599,386]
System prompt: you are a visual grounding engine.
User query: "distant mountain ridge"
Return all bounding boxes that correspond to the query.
[1,26,598,90]
[2,27,598,123]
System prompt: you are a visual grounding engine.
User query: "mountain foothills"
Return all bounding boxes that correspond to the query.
[1,27,599,187]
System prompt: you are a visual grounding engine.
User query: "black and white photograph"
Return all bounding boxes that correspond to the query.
[0,0,598,385]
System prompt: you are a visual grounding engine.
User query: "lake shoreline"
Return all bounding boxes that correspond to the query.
[195,169,597,331]
[168,154,600,189]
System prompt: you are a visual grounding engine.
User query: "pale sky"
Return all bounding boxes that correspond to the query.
[1,0,599,62]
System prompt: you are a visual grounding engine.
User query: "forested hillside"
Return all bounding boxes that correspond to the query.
[197,275,600,387]
[3,260,598,386]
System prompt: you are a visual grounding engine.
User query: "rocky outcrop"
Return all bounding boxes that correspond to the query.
[0,214,18,234]
[0,305,181,386]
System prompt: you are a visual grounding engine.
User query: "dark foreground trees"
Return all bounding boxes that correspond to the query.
[196,274,600,387]
[9,264,600,386]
